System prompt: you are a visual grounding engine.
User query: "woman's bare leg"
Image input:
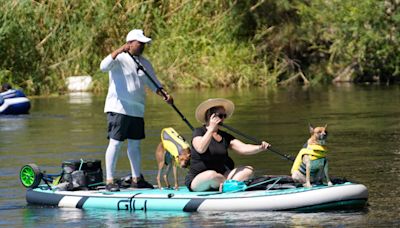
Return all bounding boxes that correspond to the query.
[191,170,226,192]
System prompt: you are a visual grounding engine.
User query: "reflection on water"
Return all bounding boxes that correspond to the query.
[67,92,93,104]
[13,206,372,227]
[0,115,28,132]
[1,85,400,227]
[16,206,191,227]
[188,211,369,227]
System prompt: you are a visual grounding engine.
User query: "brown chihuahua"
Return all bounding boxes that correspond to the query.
[291,124,332,188]
[155,128,191,190]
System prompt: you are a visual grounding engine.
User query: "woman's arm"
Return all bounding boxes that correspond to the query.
[192,114,221,153]
[192,130,214,154]
[230,139,270,155]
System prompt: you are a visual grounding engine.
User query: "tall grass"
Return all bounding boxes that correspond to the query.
[0,0,288,94]
[0,0,399,95]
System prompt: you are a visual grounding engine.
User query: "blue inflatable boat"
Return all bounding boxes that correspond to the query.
[0,89,30,115]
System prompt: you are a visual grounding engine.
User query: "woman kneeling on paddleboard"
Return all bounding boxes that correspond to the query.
[185,98,271,192]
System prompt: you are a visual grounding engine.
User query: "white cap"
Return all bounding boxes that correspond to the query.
[126,29,152,43]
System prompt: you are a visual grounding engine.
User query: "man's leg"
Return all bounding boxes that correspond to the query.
[127,139,153,188]
[127,139,141,179]
[105,138,123,184]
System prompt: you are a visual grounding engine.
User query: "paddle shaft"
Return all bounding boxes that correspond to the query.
[220,123,295,162]
[128,53,194,131]
[129,53,292,161]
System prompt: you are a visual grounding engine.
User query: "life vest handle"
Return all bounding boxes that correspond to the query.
[220,123,295,162]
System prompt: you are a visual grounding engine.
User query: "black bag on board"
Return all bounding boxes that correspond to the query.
[60,159,103,190]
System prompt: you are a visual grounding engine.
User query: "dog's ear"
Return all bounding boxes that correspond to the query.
[324,124,328,130]
[309,123,314,134]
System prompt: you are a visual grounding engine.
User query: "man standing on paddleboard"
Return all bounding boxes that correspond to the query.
[100,29,173,191]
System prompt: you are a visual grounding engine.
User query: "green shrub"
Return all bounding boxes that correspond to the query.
[1,0,399,95]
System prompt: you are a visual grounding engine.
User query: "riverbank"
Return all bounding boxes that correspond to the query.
[1,1,399,95]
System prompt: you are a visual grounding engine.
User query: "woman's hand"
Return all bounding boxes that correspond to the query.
[259,141,271,151]
[208,113,222,132]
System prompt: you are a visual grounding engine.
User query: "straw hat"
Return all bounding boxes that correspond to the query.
[195,98,235,124]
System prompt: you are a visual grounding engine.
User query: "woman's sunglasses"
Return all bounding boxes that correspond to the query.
[215,113,227,119]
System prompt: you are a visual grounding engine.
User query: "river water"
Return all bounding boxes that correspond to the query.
[0,85,399,227]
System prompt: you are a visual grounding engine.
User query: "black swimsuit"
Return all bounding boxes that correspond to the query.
[184,126,235,191]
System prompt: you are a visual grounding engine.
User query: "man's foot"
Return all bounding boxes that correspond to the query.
[105,183,120,192]
[131,176,154,189]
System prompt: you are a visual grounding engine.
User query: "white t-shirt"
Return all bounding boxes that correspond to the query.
[100,53,162,117]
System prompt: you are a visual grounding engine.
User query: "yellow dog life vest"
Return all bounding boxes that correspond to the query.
[161,127,190,165]
[290,144,327,174]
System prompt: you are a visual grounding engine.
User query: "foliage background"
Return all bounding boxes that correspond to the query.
[0,0,399,95]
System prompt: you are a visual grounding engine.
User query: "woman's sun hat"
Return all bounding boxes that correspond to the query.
[195,98,235,124]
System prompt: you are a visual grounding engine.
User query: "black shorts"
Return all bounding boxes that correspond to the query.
[107,112,145,141]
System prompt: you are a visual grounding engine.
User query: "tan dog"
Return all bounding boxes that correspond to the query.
[156,128,191,190]
[291,124,332,188]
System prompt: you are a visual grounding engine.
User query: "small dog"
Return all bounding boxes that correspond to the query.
[291,124,332,188]
[156,128,191,190]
